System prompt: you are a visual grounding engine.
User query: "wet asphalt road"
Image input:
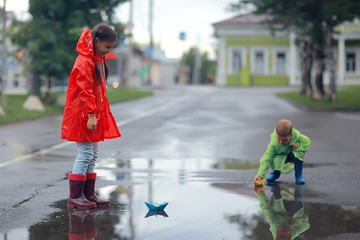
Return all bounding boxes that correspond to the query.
[0,85,359,239]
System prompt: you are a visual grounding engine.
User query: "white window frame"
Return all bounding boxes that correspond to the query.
[346,51,356,74]
[227,46,247,75]
[345,47,360,75]
[250,47,269,75]
[272,47,288,75]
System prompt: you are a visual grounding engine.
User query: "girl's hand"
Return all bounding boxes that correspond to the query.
[292,143,298,150]
[87,114,98,130]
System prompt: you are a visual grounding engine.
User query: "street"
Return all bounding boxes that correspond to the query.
[0,86,360,239]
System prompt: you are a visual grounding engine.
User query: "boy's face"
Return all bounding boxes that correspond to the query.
[276,133,293,145]
[276,224,292,240]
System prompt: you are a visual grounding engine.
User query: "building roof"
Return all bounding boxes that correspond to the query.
[213,13,268,27]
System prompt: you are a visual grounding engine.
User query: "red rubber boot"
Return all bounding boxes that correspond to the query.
[84,172,110,208]
[68,173,97,210]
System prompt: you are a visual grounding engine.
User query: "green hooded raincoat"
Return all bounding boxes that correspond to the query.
[257,128,311,178]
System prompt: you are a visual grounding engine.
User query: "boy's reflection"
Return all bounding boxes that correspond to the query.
[254,184,310,240]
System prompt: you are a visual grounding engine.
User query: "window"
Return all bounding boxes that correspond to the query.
[276,52,286,75]
[228,47,247,75]
[251,48,268,75]
[254,51,265,74]
[230,49,242,75]
[346,53,356,73]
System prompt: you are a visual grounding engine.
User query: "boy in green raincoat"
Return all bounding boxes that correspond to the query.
[254,119,311,185]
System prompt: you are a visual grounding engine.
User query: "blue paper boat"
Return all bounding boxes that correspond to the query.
[145,202,169,211]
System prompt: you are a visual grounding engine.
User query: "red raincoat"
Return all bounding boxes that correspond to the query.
[61,29,121,142]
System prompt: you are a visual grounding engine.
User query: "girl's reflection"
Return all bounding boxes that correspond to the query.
[68,209,98,240]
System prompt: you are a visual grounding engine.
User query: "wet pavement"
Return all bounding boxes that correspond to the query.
[0,86,360,239]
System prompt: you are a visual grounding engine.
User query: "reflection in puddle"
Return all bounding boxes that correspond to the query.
[144,210,169,218]
[2,158,360,239]
[254,184,309,240]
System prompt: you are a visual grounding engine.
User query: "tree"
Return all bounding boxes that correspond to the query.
[320,0,360,101]
[9,0,128,102]
[200,52,216,84]
[230,0,360,101]
[181,47,216,84]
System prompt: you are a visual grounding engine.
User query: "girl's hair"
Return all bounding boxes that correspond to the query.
[91,24,117,85]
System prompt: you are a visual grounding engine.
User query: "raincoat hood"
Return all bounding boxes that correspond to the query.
[76,29,104,63]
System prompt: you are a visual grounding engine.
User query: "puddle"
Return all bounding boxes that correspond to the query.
[1,158,360,239]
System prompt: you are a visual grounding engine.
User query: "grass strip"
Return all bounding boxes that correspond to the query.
[277,85,360,111]
[0,88,153,125]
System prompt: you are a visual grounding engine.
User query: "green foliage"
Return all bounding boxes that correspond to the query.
[231,0,360,39]
[230,0,360,99]
[200,52,216,84]
[181,47,216,84]
[277,86,360,110]
[8,0,128,96]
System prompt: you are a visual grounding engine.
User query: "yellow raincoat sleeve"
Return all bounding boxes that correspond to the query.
[257,143,275,178]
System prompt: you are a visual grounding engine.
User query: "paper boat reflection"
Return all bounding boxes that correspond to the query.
[145,202,169,211]
[145,210,169,218]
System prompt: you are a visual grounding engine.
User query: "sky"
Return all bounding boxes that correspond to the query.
[6,0,237,60]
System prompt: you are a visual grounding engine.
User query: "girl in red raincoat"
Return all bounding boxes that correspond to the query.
[61,24,121,210]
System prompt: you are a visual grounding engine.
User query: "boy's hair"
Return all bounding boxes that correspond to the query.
[276,119,293,136]
[91,24,117,86]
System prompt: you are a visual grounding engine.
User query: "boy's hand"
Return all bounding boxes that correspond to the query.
[254,176,265,187]
[254,176,263,182]
[254,186,265,195]
[292,143,298,150]
[87,114,98,130]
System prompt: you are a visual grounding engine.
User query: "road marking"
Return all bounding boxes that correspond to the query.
[0,95,190,168]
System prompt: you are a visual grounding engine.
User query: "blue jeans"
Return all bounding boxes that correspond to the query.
[72,142,98,175]
[285,152,302,165]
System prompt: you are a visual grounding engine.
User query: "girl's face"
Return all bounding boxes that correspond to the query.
[94,38,116,58]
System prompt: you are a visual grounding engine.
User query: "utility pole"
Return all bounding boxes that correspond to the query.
[125,0,134,88]
[0,0,7,111]
[147,0,153,85]
[191,47,201,84]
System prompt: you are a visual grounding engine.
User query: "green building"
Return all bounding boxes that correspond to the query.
[213,13,360,87]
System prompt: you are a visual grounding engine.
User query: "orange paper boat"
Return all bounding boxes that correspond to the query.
[254,178,265,187]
